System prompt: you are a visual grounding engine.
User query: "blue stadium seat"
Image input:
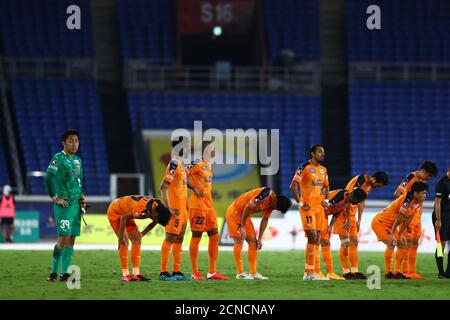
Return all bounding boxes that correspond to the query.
[349,81,450,199]
[0,0,93,58]
[10,77,109,195]
[127,92,321,195]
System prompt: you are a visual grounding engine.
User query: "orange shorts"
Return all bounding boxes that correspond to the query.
[371,215,400,242]
[300,206,325,232]
[225,205,256,239]
[107,205,139,233]
[333,213,358,237]
[165,209,188,235]
[189,208,218,232]
[405,222,422,240]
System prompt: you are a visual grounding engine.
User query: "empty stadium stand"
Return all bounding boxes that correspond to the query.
[10,77,109,195]
[127,92,321,194]
[349,81,450,198]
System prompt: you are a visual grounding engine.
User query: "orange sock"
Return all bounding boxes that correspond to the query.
[172,242,183,272]
[339,246,350,274]
[131,243,141,275]
[349,246,358,273]
[233,242,244,274]
[160,240,172,273]
[305,243,315,273]
[248,242,257,274]
[208,234,219,274]
[314,244,321,274]
[384,247,394,274]
[409,247,418,274]
[118,244,129,276]
[394,248,407,274]
[321,246,334,273]
[189,237,201,273]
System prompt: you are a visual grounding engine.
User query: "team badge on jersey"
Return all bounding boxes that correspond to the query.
[202,166,208,170]
[310,168,316,173]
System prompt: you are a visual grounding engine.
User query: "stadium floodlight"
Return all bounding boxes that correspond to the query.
[213,26,222,37]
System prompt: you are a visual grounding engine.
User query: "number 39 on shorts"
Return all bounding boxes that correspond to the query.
[60,220,70,230]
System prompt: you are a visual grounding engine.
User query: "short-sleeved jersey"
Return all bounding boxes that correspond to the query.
[46,151,83,202]
[346,174,372,196]
[326,189,349,215]
[187,159,213,210]
[395,172,425,224]
[435,175,450,213]
[395,172,421,196]
[292,160,329,206]
[230,187,276,218]
[163,159,188,211]
[108,195,158,220]
[379,193,421,225]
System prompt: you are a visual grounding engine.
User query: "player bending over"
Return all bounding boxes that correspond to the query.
[319,188,367,280]
[372,181,428,279]
[226,187,291,280]
[107,195,171,281]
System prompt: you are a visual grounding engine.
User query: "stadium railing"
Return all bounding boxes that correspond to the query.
[349,62,450,82]
[123,62,320,93]
[0,57,97,80]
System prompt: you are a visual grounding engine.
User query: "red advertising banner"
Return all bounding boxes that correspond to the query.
[178,0,256,34]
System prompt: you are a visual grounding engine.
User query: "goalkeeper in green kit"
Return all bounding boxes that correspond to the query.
[45,130,87,282]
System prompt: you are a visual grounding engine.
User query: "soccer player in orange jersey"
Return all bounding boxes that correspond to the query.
[188,140,227,280]
[226,187,291,280]
[334,172,389,280]
[372,181,428,279]
[320,188,368,280]
[290,144,330,281]
[107,195,171,281]
[394,161,437,279]
[159,137,191,281]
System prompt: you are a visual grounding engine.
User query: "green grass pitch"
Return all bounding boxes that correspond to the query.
[1,250,449,300]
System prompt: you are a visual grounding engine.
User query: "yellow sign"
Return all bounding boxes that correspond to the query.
[78,214,224,246]
[149,138,261,216]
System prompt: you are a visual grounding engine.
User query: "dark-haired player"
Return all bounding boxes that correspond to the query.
[394,161,438,279]
[372,181,428,279]
[290,144,330,280]
[45,130,86,282]
[107,195,171,281]
[159,137,191,281]
[432,165,450,278]
[335,172,389,279]
[188,140,227,280]
[226,187,291,280]
[320,188,368,280]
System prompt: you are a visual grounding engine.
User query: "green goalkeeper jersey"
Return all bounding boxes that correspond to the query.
[46,151,84,202]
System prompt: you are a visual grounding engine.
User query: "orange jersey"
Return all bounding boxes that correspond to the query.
[378,193,421,226]
[395,172,421,196]
[163,159,188,211]
[346,174,372,195]
[187,159,213,210]
[395,172,424,224]
[326,189,350,215]
[107,195,157,220]
[292,160,329,206]
[230,187,276,219]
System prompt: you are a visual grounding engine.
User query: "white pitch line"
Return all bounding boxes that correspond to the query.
[0,243,236,251]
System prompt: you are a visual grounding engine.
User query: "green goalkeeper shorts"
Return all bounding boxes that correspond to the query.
[54,202,81,237]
